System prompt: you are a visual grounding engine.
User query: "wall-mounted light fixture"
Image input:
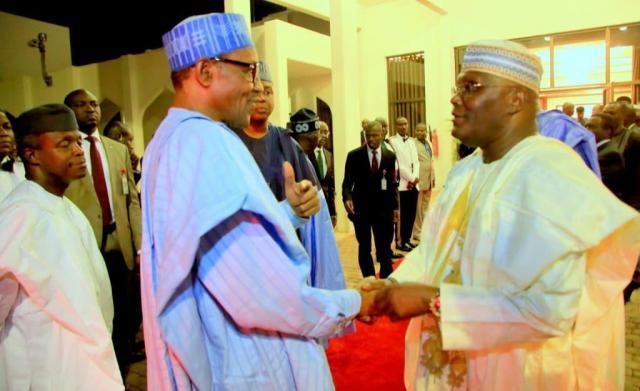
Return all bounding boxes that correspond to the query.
[28,32,53,87]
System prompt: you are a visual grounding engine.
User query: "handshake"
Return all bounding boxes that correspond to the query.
[356,277,440,322]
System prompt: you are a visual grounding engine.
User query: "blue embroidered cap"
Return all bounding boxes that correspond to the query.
[162,13,253,72]
[461,40,543,93]
[259,61,272,83]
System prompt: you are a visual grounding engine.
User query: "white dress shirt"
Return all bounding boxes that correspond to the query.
[367,145,382,169]
[388,134,420,191]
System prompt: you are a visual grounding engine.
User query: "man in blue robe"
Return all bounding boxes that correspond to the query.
[140,13,375,390]
[537,109,601,177]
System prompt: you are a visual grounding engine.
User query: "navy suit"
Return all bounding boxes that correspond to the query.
[342,145,398,278]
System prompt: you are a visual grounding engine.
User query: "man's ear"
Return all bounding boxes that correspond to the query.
[195,60,215,86]
[22,147,41,166]
[506,87,527,115]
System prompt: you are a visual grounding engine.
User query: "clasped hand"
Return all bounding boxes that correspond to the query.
[357,278,439,322]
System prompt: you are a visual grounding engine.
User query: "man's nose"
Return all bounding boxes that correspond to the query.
[253,77,264,93]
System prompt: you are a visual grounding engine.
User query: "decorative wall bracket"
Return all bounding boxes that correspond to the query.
[28,32,53,87]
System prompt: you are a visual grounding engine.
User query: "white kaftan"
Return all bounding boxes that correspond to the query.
[0,180,122,390]
[392,135,640,390]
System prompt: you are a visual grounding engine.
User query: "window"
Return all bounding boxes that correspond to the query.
[387,52,426,136]
[454,22,640,106]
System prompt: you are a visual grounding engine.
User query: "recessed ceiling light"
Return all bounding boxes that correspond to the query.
[544,36,551,42]
[619,26,628,31]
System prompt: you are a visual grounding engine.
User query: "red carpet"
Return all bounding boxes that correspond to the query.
[326,317,409,390]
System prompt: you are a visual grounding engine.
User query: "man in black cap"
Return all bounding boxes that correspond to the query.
[0,103,122,389]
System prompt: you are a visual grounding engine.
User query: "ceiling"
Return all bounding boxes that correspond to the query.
[0,0,286,66]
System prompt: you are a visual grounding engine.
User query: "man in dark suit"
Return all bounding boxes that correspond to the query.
[313,121,337,226]
[586,113,625,199]
[589,110,640,303]
[343,120,398,278]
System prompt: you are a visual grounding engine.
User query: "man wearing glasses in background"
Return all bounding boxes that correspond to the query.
[140,13,377,390]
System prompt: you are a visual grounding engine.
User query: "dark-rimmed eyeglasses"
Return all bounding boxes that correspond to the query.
[452,82,511,98]
[211,57,260,83]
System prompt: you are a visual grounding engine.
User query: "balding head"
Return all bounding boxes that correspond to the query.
[395,117,409,137]
[318,121,330,148]
[585,113,617,142]
[562,102,575,117]
[592,104,604,115]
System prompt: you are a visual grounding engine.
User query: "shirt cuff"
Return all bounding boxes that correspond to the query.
[323,288,361,333]
[281,199,308,229]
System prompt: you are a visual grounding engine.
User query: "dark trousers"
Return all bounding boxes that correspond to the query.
[624,280,640,303]
[354,213,394,278]
[399,189,418,245]
[102,249,133,376]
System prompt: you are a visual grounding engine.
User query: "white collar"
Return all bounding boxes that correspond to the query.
[368,145,381,154]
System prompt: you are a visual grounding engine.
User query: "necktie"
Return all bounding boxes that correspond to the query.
[87,136,112,225]
[424,141,432,157]
[316,149,324,179]
[1,158,13,172]
[371,150,378,173]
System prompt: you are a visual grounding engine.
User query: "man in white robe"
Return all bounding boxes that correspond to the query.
[371,40,640,390]
[0,104,122,390]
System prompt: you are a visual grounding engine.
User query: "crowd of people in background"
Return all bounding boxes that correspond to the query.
[1,11,640,391]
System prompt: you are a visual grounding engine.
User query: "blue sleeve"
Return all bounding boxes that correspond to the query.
[196,209,360,338]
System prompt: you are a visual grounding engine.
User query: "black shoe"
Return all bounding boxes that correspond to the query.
[398,244,413,252]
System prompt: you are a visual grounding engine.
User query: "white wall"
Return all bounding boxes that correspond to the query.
[0,64,100,117]
[358,0,449,184]
[259,20,332,126]
[96,49,173,155]
[0,12,71,82]
[289,74,332,114]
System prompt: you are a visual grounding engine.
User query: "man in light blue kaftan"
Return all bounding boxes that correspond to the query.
[140,13,370,390]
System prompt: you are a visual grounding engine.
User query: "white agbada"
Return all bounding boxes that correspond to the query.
[0,180,122,390]
[392,135,640,390]
[0,171,21,201]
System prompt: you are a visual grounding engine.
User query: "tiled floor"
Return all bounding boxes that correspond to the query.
[125,231,640,390]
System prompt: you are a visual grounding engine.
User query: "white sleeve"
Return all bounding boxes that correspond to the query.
[410,142,420,181]
[0,275,18,331]
[439,251,585,350]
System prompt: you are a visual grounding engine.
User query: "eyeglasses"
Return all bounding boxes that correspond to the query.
[452,82,512,98]
[211,57,261,83]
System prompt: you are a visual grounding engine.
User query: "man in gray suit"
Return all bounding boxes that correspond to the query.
[64,88,141,375]
[411,123,435,243]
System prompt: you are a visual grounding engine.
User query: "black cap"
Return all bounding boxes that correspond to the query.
[15,103,79,137]
[288,108,320,135]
